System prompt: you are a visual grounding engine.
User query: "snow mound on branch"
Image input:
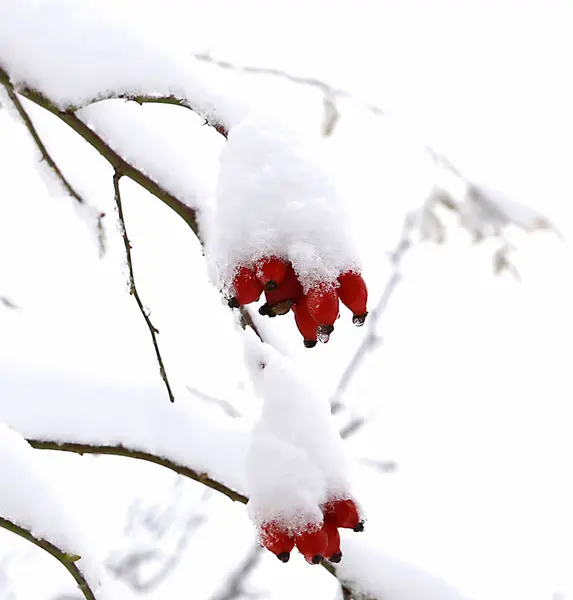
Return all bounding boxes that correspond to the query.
[209,114,361,292]
[0,0,243,126]
[244,335,353,526]
[338,537,470,600]
[0,423,105,594]
[0,362,250,497]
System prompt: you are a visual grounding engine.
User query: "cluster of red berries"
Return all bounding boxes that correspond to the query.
[259,497,363,564]
[227,257,368,347]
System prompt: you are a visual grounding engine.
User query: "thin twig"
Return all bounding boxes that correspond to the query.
[113,172,175,403]
[332,214,414,414]
[210,544,262,600]
[1,78,107,256]
[192,52,387,119]
[0,516,97,600]
[186,386,241,418]
[28,438,248,503]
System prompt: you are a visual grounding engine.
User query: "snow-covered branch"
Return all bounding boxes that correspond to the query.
[0,75,107,257]
[28,439,248,504]
[0,517,96,600]
[0,65,200,237]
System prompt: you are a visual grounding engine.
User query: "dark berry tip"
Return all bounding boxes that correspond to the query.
[265,280,278,291]
[228,298,240,309]
[352,313,368,327]
[353,521,365,533]
[258,303,270,316]
[304,340,317,348]
[277,552,290,563]
[329,552,343,563]
[318,324,334,335]
[311,554,323,565]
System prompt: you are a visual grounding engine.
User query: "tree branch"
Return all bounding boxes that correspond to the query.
[1,76,107,257]
[0,65,200,239]
[113,171,175,403]
[27,439,248,504]
[0,516,97,600]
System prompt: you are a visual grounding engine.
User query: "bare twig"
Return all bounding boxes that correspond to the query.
[210,544,262,600]
[332,214,415,414]
[192,52,387,120]
[0,516,96,600]
[1,78,107,256]
[113,171,175,403]
[0,296,18,310]
[186,386,241,418]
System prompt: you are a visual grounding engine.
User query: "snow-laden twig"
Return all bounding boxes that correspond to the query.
[0,516,96,600]
[0,296,18,309]
[1,76,107,257]
[113,171,175,404]
[332,214,414,415]
[28,439,248,504]
[186,386,241,418]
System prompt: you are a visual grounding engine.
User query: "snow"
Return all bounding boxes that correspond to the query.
[338,537,470,600]
[0,423,106,596]
[208,114,361,293]
[0,362,251,497]
[0,0,246,128]
[244,335,354,530]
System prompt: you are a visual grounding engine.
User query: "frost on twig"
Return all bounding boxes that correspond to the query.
[0,79,107,257]
[113,171,175,404]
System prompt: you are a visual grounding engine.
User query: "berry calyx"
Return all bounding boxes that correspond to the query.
[259,521,295,561]
[323,498,363,531]
[295,524,328,564]
[231,266,263,306]
[263,264,303,315]
[337,271,368,326]
[256,257,289,291]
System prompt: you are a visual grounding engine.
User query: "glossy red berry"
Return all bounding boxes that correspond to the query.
[337,271,368,326]
[293,299,318,348]
[262,264,303,316]
[323,520,342,563]
[304,285,339,342]
[295,524,328,564]
[230,267,263,307]
[323,498,363,531]
[256,257,289,291]
[260,521,295,562]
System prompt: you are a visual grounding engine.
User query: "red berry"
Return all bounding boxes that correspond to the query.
[337,272,368,326]
[231,267,263,306]
[293,299,318,348]
[304,285,339,342]
[295,524,328,564]
[256,257,289,291]
[323,520,342,563]
[263,264,303,315]
[323,498,363,531]
[260,521,295,562]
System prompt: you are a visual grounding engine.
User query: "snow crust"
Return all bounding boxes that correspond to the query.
[0,423,106,595]
[244,335,353,529]
[208,114,361,292]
